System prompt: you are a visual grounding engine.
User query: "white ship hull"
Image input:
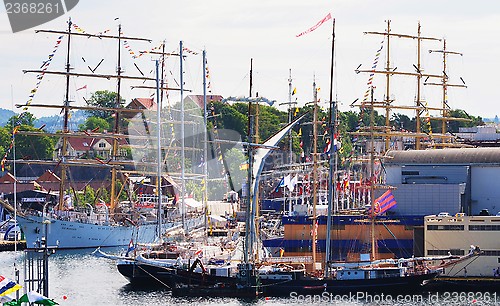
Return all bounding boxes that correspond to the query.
[17,214,175,249]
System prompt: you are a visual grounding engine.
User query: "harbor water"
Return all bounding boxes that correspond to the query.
[0,249,498,306]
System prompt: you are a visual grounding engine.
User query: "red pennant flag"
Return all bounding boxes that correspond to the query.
[296,13,332,38]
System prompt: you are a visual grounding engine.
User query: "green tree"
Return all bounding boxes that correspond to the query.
[3,114,55,160]
[448,109,484,133]
[5,112,37,129]
[212,102,248,140]
[13,125,55,160]
[78,116,111,132]
[85,90,124,120]
[76,185,96,206]
[390,113,415,131]
[224,147,246,193]
[0,127,10,158]
[186,180,203,202]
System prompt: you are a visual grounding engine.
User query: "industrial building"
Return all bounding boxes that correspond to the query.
[385,148,500,216]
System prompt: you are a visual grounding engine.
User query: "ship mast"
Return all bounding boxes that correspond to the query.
[311,77,319,271]
[369,86,377,261]
[325,18,336,277]
[202,49,209,244]
[278,69,297,214]
[250,58,261,262]
[356,21,443,151]
[57,18,72,210]
[23,20,152,213]
[426,39,468,146]
[155,59,163,241]
[180,40,186,234]
[109,23,123,212]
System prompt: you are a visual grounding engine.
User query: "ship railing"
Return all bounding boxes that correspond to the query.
[262,256,312,264]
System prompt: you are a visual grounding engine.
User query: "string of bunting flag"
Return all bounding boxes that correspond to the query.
[424,101,434,142]
[205,56,212,93]
[1,33,64,172]
[0,275,22,298]
[26,35,64,108]
[362,38,385,102]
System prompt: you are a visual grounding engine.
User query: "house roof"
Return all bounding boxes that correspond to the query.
[67,137,97,152]
[386,147,500,165]
[0,172,18,183]
[66,136,128,151]
[126,98,157,111]
[36,170,60,183]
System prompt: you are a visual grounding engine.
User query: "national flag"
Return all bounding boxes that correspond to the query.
[333,133,341,151]
[323,139,331,154]
[287,175,298,192]
[0,275,22,297]
[296,13,332,38]
[370,190,397,216]
[274,176,286,193]
[283,174,291,189]
[76,85,87,91]
[4,291,58,306]
[125,239,135,257]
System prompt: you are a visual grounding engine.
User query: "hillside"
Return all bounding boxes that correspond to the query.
[0,109,15,126]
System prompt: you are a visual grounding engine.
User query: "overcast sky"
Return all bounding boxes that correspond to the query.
[0,0,499,121]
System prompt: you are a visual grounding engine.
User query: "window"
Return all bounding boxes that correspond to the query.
[469,225,500,231]
[481,250,500,256]
[427,225,464,231]
[402,170,419,176]
[99,142,106,148]
[428,249,464,256]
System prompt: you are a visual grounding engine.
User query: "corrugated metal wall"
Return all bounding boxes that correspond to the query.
[470,166,500,215]
[390,184,463,215]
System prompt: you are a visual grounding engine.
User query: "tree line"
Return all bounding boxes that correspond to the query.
[0,90,484,165]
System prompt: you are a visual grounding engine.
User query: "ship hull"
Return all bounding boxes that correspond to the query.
[116,259,438,297]
[17,215,173,249]
[260,272,438,296]
[116,260,239,287]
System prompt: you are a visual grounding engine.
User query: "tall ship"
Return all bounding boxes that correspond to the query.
[0,19,208,249]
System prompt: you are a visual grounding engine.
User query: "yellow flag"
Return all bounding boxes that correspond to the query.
[294,107,299,117]
[297,128,302,137]
[292,87,297,95]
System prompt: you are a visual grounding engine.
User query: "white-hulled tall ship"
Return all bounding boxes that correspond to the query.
[1,19,208,249]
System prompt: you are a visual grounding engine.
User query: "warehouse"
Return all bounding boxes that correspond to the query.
[385,148,500,216]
